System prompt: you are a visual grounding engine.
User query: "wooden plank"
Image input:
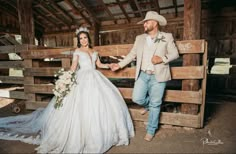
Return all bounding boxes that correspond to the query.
[25,101,49,110]
[100,66,204,79]
[0,76,24,84]
[0,90,25,99]
[164,90,202,104]
[160,112,201,128]
[176,40,205,54]
[23,59,33,68]
[118,87,133,99]
[0,44,35,54]
[118,88,202,104]
[24,67,63,76]
[24,84,54,94]
[171,66,204,79]
[19,40,205,59]
[94,44,133,56]
[200,42,208,127]
[21,48,74,59]
[129,106,201,128]
[99,67,135,79]
[10,91,26,99]
[0,61,24,69]
[24,84,202,105]
[24,93,36,102]
[94,40,205,56]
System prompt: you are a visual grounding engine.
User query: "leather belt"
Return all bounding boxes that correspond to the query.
[142,70,155,75]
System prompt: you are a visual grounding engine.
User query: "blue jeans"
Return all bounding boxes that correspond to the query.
[132,71,166,135]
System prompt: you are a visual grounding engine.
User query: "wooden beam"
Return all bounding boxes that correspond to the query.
[134,0,143,18]
[21,48,74,59]
[118,88,202,104]
[26,101,50,109]
[77,0,100,24]
[128,0,140,17]
[153,0,160,13]
[17,0,35,44]
[173,0,178,17]
[0,3,17,18]
[93,22,100,46]
[0,25,19,34]
[4,0,17,10]
[129,107,201,128]
[116,0,131,23]
[64,0,92,26]
[24,67,64,77]
[0,76,24,84]
[99,66,205,80]
[181,0,201,115]
[0,61,23,69]
[0,89,25,99]
[0,44,36,54]
[49,1,74,24]
[94,40,205,56]
[35,3,70,27]
[161,4,184,10]
[34,9,60,28]
[171,66,204,79]
[97,0,116,23]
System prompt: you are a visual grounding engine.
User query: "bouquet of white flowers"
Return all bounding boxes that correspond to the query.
[53,68,77,109]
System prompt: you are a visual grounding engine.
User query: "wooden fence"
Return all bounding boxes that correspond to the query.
[0,45,31,101]
[2,40,207,128]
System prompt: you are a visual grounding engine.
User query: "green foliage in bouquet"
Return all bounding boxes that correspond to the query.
[53,68,77,109]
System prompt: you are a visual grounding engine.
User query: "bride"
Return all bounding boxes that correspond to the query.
[0,27,134,153]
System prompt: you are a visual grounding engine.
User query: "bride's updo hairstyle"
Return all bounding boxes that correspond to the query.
[76,27,92,49]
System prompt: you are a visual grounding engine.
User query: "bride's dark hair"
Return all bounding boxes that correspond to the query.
[77,31,92,49]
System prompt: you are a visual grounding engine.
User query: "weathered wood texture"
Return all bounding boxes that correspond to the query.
[181,0,201,115]
[23,39,207,128]
[17,0,35,44]
[0,45,31,100]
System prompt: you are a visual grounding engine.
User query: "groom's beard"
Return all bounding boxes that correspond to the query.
[144,26,154,33]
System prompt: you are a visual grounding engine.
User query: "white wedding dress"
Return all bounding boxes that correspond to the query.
[0,50,134,153]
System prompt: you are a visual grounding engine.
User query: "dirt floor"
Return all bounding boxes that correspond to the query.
[0,99,236,153]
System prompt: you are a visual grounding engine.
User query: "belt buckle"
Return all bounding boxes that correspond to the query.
[145,70,154,75]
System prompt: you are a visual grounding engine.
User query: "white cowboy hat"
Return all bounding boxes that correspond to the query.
[137,11,167,26]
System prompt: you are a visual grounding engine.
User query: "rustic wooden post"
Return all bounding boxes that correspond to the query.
[18,0,36,104]
[181,0,201,114]
[17,0,35,44]
[93,22,100,46]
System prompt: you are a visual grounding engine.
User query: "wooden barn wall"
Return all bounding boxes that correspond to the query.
[41,8,236,61]
[0,11,19,34]
[100,8,236,61]
[43,32,75,47]
[99,7,236,98]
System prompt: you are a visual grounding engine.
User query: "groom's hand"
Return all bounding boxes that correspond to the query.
[151,55,163,64]
[109,63,120,71]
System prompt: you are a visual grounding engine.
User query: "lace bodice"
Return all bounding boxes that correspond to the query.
[73,50,98,70]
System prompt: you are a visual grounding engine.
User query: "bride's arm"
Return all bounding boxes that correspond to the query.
[96,55,110,69]
[70,55,78,72]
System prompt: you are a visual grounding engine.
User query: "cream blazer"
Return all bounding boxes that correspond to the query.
[118,32,179,82]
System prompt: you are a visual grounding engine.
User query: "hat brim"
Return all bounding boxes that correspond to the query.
[137,15,167,26]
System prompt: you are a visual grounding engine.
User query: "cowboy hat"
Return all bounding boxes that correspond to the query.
[137,11,167,26]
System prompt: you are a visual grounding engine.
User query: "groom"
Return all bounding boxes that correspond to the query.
[110,11,179,141]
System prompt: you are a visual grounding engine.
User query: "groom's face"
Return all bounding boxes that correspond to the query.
[144,20,158,33]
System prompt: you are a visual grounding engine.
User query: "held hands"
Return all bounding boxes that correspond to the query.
[151,55,163,64]
[108,63,120,71]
